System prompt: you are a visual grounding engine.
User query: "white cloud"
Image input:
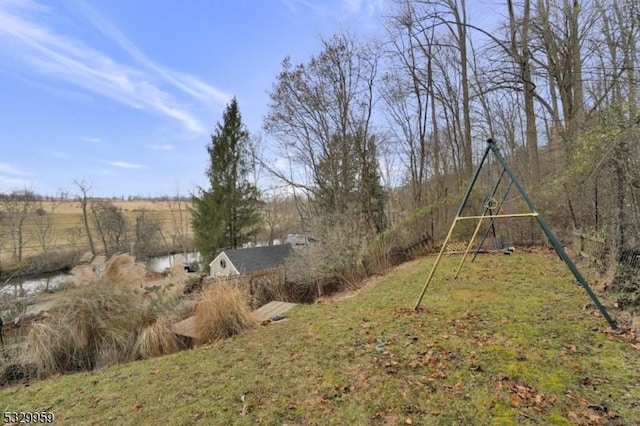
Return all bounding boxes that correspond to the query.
[107,161,144,169]
[37,149,72,159]
[342,0,363,14]
[76,2,232,106]
[281,0,385,33]
[0,177,34,189]
[0,159,33,190]
[0,0,224,136]
[282,0,330,16]
[0,161,27,175]
[147,144,174,151]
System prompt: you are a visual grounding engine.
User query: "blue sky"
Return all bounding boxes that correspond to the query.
[0,0,387,197]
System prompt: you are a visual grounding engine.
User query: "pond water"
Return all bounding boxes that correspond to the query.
[0,272,69,299]
[0,252,200,301]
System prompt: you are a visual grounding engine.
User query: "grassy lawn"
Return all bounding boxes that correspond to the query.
[2,252,639,425]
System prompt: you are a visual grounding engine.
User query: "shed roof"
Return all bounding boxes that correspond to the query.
[223,244,294,274]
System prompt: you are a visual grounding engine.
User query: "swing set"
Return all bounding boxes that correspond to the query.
[413,138,617,330]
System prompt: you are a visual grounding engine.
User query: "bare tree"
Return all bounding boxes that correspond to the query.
[33,195,61,260]
[90,200,130,256]
[264,33,386,237]
[507,0,540,183]
[262,194,285,245]
[166,184,191,257]
[413,0,473,178]
[134,210,163,259]
[73,180,96,256]
[382,0,436,207]
[0,188,40,263]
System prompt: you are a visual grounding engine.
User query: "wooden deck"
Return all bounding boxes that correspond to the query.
[250,301,297,323]
[171,316,198,339]
[171,301,297,339]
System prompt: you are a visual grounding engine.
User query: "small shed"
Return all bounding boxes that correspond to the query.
[209,244,294,277]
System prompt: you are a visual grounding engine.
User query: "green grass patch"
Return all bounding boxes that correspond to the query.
[2,253,639,424]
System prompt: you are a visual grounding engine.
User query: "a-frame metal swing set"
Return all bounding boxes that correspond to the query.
[413,138,617,330]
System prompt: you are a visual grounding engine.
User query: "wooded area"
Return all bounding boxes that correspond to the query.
[2,0,639,299]
[259,0,640,269]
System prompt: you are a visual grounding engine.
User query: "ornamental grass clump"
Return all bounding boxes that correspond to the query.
[134,314,183,359]
[20,253,189,377]
[21,283,148,376]
[194,281,255,345]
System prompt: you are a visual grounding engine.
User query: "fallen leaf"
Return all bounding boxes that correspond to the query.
[510,393,521,407]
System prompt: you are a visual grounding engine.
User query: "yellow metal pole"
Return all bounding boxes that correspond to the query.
[455,213,539,220]
[454,215,487,279]
[414,217,459,310]
[453,213,539,277]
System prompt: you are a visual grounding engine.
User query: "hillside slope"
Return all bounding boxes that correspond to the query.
[2,253,639,425]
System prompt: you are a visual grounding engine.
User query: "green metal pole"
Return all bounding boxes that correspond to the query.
[486,139,617,329]
[471,169,509,261]
[455,144,492,218]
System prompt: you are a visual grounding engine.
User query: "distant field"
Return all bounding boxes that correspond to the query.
[41,199,184,215]
[0,200,193,267]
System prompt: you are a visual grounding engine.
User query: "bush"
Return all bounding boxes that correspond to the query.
[248,270,318,308]
[20,283,149,376]
[103,254,146,288]
[134,315,183,359]
[18,253,191,378]
[612,265,640,308]
[194,281,255,344]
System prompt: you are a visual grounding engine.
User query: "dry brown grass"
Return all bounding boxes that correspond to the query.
[103,253,146,288]
[20,282,149,376]
[194,281,255,345]
[134,315,182,359]
[16,253,193,378]
[39,199,187,215]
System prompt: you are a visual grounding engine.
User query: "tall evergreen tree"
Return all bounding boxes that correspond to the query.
[191,97,261,269]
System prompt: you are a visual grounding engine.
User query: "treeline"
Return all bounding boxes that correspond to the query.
[255,0,640,260]
[0,190,190,203]
[194,0,640,295]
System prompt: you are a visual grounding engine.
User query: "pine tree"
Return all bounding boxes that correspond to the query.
[191,97,261,269]
[358,133,387,235]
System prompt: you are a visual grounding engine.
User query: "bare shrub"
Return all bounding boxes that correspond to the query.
[248,269,317,308]
[194,281,255,345]
[284,227,367,300]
